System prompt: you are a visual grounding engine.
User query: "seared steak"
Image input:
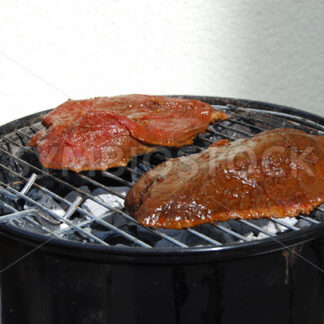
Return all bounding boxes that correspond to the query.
[29,95,227,172]
[125,128,324,229]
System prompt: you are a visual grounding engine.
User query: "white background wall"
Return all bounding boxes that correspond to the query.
[0,0,324,125]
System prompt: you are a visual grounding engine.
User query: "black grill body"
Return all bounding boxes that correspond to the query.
[1,233,324,324]
[0,96,324,324]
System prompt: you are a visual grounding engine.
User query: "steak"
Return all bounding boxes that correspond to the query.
[125,128,324,229]
[29,95,227,172]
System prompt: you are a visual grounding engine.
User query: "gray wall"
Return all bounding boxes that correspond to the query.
[0,0,323,124]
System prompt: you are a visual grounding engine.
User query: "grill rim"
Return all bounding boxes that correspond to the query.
[176,95,324,126]
[0,95,324,264]
[1,218,324,264]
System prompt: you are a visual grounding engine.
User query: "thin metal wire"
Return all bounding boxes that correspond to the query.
[235,107,324,133]
[0,187,17,200]
[0,179,111,246]
[0,209,42,223]
[213,123,253,138]
[187,228,222,246]
[238,219,276,238]
[0,105,323,250]
[316,206,324,214]
[62,196,83,220]
[0,163,154,247]
[270,218,300,231]
[211,224,250,242]
[20,173,38,196]
[207,126,237,141]
[0,198,62,239]
[101,170,133,187]
[299,215,320,225]
[152,230,188,248]
[224,118,266,132]
[0,135,211,247]
[0,147,186,248]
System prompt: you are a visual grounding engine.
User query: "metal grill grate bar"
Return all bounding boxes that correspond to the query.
[0,160,154,247]
[213,123,253,138]
[270,218,300,231]
[0,102,323,250]
[212,224,250,242]
[235,107,324,133]
[223,117,266,132]
[0,179,111,246]
[0,142,188,248]
[0,130,243,248]
[186,228,222,246]
[0,209,45,224]
[0,197,62,239]
[7,128,227,247]
[207,126,237,141]
[299,215,320,224]
[238,219,276,238]
[101,171,133,187]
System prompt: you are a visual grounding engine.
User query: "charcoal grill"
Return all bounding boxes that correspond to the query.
[0,96,324,324]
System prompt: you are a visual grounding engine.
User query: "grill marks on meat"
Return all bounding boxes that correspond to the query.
[125,128,324,229]
[29,95,227,172]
